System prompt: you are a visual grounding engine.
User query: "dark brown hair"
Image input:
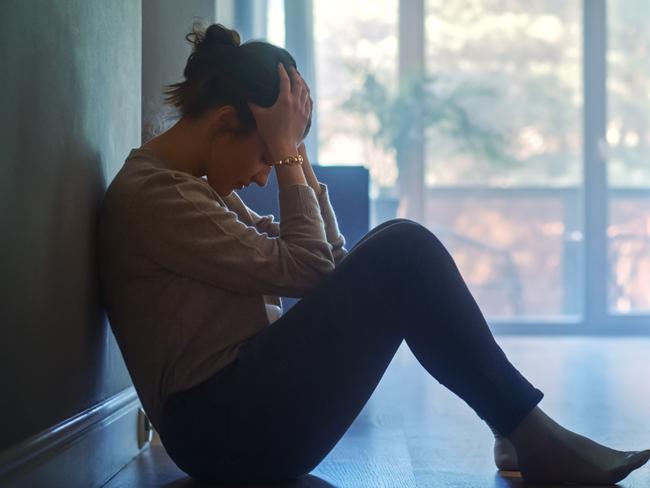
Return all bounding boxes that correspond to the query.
[165,23,311,136]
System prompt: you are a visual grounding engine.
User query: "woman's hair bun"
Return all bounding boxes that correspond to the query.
[186,23,241,51]
[204,24,241,47]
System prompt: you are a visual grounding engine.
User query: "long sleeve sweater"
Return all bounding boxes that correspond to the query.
[98,148,348,430]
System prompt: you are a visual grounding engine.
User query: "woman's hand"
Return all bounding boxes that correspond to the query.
[248,63,311,158]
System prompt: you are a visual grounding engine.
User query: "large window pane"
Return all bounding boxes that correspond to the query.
[313,0,398,195]
[607,0,650,314]
[423,1,582,319]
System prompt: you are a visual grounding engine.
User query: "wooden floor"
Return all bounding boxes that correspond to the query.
[103,337,650,487]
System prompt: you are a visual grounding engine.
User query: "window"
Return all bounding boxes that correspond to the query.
[422,0,582,320]
[261,0,650,332]
[313,0,399,191]
[607,0,650,314]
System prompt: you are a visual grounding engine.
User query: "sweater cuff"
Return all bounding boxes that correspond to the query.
[316,183,344,243]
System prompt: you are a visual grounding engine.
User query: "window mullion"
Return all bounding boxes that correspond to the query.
[583,0,608,328]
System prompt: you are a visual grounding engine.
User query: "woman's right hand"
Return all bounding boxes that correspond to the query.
[248,63,311,158]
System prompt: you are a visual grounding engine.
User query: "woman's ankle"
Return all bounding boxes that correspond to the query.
[507,406,557,449]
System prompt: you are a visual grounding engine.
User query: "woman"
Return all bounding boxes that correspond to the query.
[98,23,650,485]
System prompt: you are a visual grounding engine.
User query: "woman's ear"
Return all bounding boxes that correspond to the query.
[209,106,242,136]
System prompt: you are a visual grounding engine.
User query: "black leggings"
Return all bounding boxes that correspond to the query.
[159,219,544,485]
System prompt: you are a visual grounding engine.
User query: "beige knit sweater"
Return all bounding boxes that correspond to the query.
[98,148,348,430]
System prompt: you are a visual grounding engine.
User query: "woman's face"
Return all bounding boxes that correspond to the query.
[205,128,273,197]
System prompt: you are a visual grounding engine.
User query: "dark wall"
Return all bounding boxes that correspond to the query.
[0,0,140,450]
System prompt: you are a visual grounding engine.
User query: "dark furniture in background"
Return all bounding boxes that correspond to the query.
[237,164,370,310]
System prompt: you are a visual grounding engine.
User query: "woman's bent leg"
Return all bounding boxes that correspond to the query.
[167,220,544,484]
[398,223,543,437]
[212,221,419,483]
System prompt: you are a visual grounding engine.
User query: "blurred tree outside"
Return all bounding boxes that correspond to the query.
[422,0,582,187]
[341,66,513,195]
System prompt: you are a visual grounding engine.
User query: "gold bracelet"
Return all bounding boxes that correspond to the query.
[265,154,303,167]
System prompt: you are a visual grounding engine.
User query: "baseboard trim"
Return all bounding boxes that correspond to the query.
[0,387,143,488]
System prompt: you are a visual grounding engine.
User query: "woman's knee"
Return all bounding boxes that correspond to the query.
[343,219,450,282]
[346,220,431,277]
[370,219,433,248]
[369,220,456,274]
[373,218,419,231]
[346,220,426,259]
[352,218,416,251]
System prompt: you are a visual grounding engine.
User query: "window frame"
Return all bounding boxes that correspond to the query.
[283,0,650,335]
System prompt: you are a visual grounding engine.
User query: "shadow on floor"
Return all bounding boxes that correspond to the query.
[162,473,336,488]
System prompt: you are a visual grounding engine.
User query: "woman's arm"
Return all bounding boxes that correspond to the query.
[298,143,322,197]
[296,143,349,265]
[125,172,334,298]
